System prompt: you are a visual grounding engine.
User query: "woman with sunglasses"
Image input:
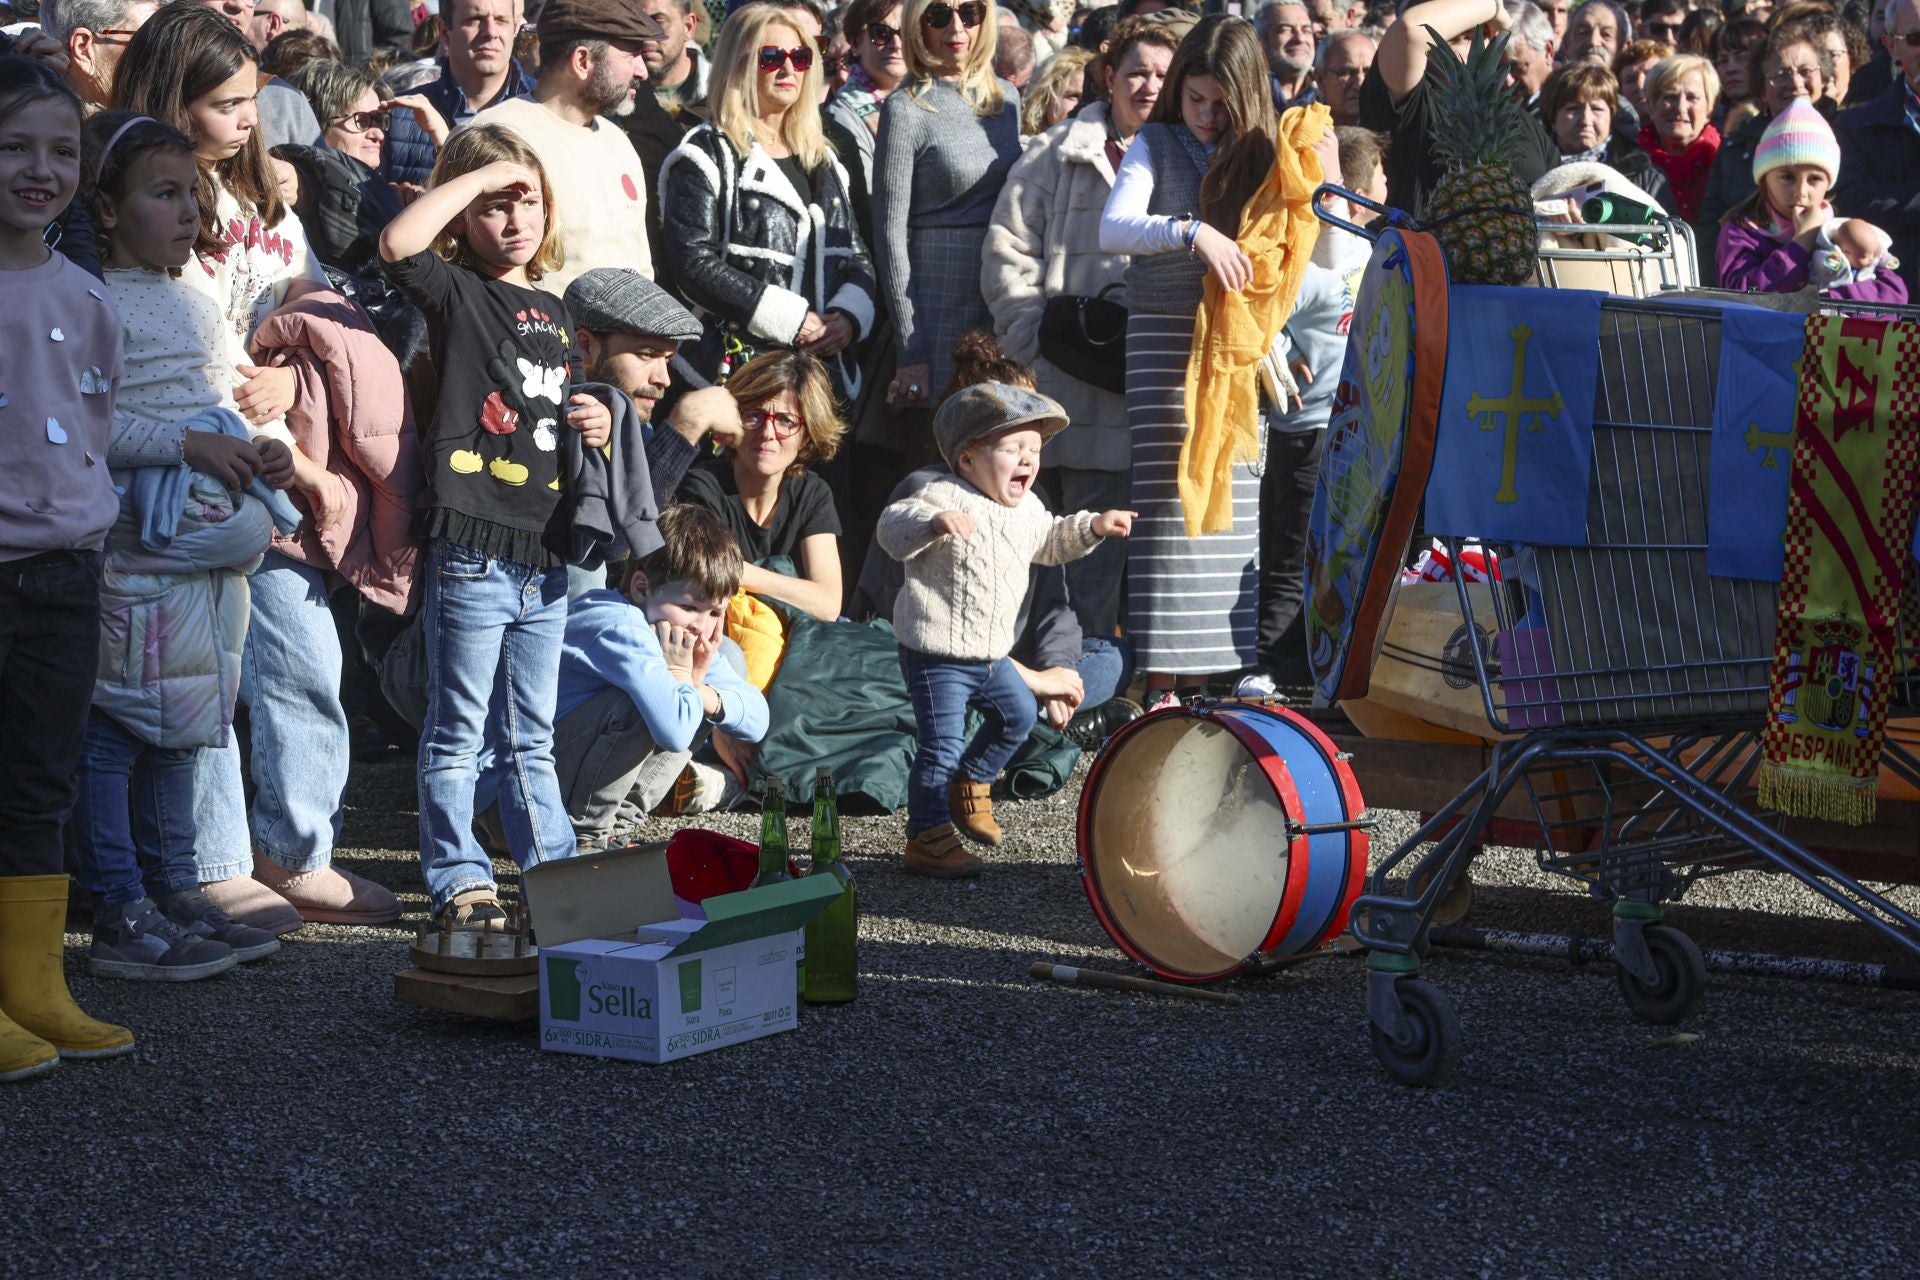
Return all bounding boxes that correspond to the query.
[659,3,877,406]
[826,0,909,252]
[873,0,1021,433]
[678,351,851,621]
[276,59,437,361]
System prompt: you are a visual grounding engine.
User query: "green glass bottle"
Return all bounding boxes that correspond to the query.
[754,776,790,888]
[803,766,858,1004]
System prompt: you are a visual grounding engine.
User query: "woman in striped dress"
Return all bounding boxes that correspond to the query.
[873,0,1023,437]
[1098,15,1276,706]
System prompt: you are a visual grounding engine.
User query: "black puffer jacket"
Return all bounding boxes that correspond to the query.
[658,123,877,400]
[333,0,413,64]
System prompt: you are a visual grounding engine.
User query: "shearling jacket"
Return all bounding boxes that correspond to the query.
[95,477,272,750]
[250,290,423,614]
[658,124,878,399]
[982,104,1130,473]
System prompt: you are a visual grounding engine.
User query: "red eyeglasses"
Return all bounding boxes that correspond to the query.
[758,44,815,72]
[922,1,987,30]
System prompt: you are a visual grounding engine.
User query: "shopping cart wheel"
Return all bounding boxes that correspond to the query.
[1370,978,1461,1087]
[1614,925,1706,1025]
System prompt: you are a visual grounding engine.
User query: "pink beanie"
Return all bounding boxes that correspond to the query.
[1752,97,1841,185]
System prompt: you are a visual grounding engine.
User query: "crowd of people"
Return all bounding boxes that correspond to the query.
[0,0,1913,1079]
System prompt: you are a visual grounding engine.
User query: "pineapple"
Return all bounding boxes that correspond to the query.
[1420,26,1539,286]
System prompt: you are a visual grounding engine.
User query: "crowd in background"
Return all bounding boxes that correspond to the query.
[1,0,1915,1077]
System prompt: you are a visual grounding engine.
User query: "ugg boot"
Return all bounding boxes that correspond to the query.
[0,1010,58,1082]
[0,876,135,1060]
[903,823,983,879]
[947,779,1002,846]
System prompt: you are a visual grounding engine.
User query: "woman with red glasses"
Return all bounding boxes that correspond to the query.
[873,0,1022,444]
[659,2,878,404]
[677,350,851,621]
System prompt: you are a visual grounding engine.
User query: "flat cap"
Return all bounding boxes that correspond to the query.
[536,0,664,45]
[564,269,703,342]
[932,382,1070,467]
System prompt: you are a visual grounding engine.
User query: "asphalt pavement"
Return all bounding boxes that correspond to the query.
[6,754,1920,1278]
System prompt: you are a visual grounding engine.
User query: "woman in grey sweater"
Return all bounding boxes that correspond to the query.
[873,0,1023,423]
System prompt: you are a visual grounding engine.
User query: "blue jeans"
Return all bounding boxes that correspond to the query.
[72,710,201,909]
[1076,635,1134,710]
[418,541,574,912]
[193,553,350,880]
[899,646,1036,836]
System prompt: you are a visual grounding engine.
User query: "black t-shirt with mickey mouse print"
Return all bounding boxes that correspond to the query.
[385,248,576,568]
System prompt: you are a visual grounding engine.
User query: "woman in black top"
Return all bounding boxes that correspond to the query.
[678,351,849,621]
[658,3,878,402]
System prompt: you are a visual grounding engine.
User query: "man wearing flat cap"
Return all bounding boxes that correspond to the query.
[565,267,744,467]
[464,0,663,290]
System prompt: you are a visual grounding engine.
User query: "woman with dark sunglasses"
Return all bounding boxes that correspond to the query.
[825,0,909,251]
[872,0,1021,434]
[659,3,878,404]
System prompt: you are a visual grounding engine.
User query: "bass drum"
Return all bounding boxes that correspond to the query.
[1077,704,1368,983]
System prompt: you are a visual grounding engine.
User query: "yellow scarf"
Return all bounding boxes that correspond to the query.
[1180,104,1330,536]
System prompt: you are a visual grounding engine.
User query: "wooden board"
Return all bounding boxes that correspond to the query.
[394,966,539,1022]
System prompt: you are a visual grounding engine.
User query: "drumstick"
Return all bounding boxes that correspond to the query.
[1029,962,1245,1006]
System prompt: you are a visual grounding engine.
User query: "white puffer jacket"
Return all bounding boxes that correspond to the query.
[93,476,272,749]
[983,103,1131,474]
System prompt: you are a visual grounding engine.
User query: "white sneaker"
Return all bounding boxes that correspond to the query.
[683,761,747,813]
[1235,672,1279,699]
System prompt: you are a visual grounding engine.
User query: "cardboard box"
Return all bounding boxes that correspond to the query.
[523,844,841,1064]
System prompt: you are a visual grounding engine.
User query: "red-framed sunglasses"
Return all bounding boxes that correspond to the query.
[922,1,987,30]
[758,44,815,72]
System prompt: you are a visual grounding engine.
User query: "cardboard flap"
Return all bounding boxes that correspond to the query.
[522,843,677,948]
[666,875,844,956]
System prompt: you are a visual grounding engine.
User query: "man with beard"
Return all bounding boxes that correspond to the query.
[1259,0,1320,109]
[565,268,744,460]
[466,0,660,289]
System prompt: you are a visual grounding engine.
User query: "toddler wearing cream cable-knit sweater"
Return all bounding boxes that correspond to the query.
[877,382,1134,880]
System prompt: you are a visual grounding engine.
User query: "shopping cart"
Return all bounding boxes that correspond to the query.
[1343,291,1920,1086]
[1530,209,1699,296]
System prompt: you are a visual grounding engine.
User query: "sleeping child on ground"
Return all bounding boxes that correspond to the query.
[878,384,1134,880]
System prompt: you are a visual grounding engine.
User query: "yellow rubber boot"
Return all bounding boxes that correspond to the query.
[0,1009,58,1082]
[0,876,135,1060]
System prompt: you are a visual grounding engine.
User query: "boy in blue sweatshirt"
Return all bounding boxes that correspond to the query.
[476,506,769,849]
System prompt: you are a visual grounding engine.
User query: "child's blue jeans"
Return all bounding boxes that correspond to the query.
[898,646,1036,836]
[71,709,201,910]
[417,540,575,914]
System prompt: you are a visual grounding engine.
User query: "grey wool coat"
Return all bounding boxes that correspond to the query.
[982,102,1131,474]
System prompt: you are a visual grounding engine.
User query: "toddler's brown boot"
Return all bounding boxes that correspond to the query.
[947,780,1002,846]
[903,823,983,879]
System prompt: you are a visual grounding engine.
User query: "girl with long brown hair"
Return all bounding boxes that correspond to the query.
[1096,14,1277,706]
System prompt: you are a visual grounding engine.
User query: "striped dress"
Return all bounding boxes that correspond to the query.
[1111,123,1261,674]
[1125,315,1262,673]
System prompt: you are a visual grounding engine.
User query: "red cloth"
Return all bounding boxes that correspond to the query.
[1637,122,1721,222]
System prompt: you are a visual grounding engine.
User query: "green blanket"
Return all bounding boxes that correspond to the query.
[749,610,1081,813]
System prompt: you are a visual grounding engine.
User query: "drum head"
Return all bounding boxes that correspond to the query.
[1084,715,1291,979]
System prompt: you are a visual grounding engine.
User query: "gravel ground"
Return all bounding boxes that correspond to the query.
[8,753,1920,1278]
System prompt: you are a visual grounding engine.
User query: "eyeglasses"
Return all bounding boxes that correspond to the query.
[742,408,804,439]
[1644,21,1682,38]
[331,109,390,133]
[1902,31,1920,46]
[758,44,815,72]
[95,26,140,42]
[1765,63,1820,89]
[821,52,849,75]
[866,20,901,45]
[922,2,987,31]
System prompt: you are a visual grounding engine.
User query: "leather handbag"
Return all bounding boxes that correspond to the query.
[1038,283,1128,395]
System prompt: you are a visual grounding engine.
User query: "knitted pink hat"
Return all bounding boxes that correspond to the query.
[1752,97,1841,185]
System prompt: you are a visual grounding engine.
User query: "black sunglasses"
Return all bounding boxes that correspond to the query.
[1903,30,1920,46]
[332,109,390,134]
[865,20,901,44]
[922,1,987,30]
[758,43,815,72]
